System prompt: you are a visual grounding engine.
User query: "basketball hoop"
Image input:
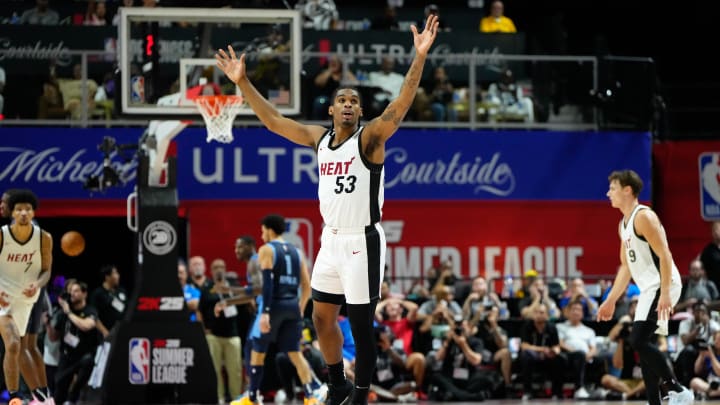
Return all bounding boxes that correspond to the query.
[194,95,244,143]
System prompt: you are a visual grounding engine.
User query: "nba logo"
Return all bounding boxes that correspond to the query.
[131,76,145,104]
[699,152,720,220]
[129,338,150,384]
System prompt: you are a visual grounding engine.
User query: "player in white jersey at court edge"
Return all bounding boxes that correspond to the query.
[597,170,693,405]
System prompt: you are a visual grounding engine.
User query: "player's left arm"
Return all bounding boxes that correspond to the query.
[258,245,274,332]
[635,209,674,316]
[363,14,439,162]
[37,230,53,287]
[23,230,53,298]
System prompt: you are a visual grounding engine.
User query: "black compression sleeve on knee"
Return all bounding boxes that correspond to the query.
[346,301,378,389]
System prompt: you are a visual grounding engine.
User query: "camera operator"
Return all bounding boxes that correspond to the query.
[690,330,720,399]
[370,325,418,401]
[428,318,489,401]
[470,304,512,390]
[461,276,503,321]
[599,308,646,400]
[600,295,657,399]
[675,301,720,386]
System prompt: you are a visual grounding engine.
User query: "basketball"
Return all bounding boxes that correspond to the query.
[61,231,86,257]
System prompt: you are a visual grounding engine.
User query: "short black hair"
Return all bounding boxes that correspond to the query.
[100,264,117,279]
[7,189,39,211]
[238,235,256,247]
[330,87,363,107]
[261,214,286,236]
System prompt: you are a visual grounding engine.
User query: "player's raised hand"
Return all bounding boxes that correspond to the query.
[411,14,440,57]
[215,46,246,85]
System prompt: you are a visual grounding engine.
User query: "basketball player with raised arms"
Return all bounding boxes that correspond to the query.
[216,14,439,405]
[597,170,693,405]
[0,189,53,405]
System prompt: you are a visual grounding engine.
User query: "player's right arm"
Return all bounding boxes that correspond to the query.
[215,46,326,148]
[597,238,632,321]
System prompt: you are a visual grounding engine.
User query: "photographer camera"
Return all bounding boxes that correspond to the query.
[675,300,720,386]
[599,298,646,400]
[428,317,491,401]
[690,330,720,399]
[470,304,513,391]
[370,324,417,401]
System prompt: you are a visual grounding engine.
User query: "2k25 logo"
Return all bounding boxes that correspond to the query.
[137,296,184,311]
[129,337,150,384]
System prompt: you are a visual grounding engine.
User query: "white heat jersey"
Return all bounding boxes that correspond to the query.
[619,205,681,292]
[0,225,42,302]
[317,126,384,228]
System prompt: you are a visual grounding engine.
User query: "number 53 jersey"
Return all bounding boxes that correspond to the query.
[317,126,385,228]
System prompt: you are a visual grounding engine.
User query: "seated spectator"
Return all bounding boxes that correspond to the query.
[20,0,60,25]
[675,301,720,386]
[371,6,399,30]
[479,0,516,33]
[311,56,357,119]
[425,258,458,293]
[600,315,647,400]
[84,0,108,26]
[428,319,494,401]
[483,69,534,123]
[557,300,600,399]
[57,63,99,120]
[518,302,566,399]
[415,66,456,122]
[690,331,720,399]
[559,277,599,320]
[518,277,560,320]
[700,221,720,290]
[37,78,68,119]
[367,56,404,114]
[515,268,538,299]
[676,259,719,312]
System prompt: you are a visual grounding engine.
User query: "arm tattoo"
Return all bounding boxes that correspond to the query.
[381,109,402,125]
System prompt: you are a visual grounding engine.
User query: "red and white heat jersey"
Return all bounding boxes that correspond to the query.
[0,225,42,302]
[317,126,384,228]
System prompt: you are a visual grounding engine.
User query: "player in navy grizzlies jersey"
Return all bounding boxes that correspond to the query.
[0,189,53,405]
[216,14,440,405]
[225,215,322,405]
[597,170,693,405]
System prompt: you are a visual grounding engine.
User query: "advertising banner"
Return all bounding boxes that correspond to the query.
[183,199,620,294]
[0,128,652,201]
[653,140,720,272]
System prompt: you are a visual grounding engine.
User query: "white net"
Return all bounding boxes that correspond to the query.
[194,95,244,143]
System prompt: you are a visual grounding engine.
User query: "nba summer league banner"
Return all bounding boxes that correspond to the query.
[0,127,651,202]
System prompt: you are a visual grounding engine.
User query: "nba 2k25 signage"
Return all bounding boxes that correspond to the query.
[129,337,195,385]
[0,128,651,201]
